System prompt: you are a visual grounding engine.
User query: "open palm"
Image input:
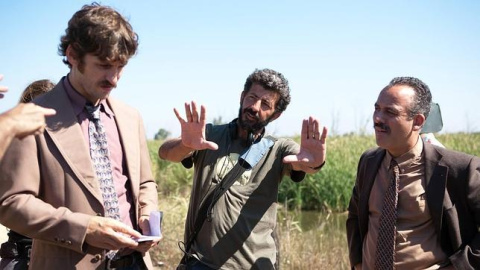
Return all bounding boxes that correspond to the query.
[174,101,218,151]
[283,116,327,173]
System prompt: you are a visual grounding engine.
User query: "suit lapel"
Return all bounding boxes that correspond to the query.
[424,143,448,236]
[359,148,385,234]
[40,84,103,203]
[108,98,140,197]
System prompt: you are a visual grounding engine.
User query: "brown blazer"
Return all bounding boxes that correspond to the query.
[0,80,158,269]
[346,142,480,270]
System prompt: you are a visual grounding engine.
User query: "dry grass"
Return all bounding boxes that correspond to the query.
[150,196,189,269]
[149,195,349,270]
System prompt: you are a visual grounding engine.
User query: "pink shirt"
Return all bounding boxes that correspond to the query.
[63,76,134,229]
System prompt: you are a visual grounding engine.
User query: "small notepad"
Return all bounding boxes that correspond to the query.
[135,210,163,242]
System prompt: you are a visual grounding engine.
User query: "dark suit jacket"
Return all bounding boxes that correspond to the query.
[0,80,158,269]
[346,142,480,269]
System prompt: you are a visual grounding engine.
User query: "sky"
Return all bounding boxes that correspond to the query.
[1,0,479,139]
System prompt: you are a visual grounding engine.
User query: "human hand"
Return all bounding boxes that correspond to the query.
[173,101,218,151]
[130,216,161,253]
[283,116,328,173]
[2,103,56,138]
[85,216,141,250]
[0,74,8,99]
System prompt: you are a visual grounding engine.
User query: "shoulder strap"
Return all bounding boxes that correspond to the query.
[181,135,275,256]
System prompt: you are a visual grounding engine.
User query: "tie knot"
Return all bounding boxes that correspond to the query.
[389,159,398,169]
[389,159,400,176]
[85,103,101,121]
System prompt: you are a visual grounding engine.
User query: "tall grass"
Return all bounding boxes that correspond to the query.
[148,133,480,269]
[278,134,377,212]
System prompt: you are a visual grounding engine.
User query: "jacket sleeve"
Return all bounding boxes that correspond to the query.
[346,152,367,268]
[0,135,92,254]
[136,113,159,219]
[449,156,480,269]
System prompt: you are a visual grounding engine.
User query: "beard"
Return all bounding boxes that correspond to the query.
[237,107,274,134]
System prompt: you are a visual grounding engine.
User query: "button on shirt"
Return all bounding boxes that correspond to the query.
[63,77,134,229]
[363,138,449,270]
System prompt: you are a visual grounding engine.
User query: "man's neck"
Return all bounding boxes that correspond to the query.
[387,135,421,158]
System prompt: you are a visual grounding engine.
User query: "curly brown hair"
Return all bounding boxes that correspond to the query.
[58,2,138,69]
[19,79,55,103]
[243,68,291,113]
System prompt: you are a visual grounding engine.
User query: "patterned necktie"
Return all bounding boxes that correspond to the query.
[85,103,121,221]
[375,159,400,270]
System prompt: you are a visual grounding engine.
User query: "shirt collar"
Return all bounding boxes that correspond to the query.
[385,137,423,169]
[63,75,114,118]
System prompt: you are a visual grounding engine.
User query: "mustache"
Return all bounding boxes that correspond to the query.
[374,122,390,131]
[99,80,116,88]
[243,108,259,120]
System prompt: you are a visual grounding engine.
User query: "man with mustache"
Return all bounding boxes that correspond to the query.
[0,4,159,269]
[159,68,328,269]
[346,77,480,269]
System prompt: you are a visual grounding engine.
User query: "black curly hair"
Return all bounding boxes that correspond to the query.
[243,68,291,113]
[383,76,432,120]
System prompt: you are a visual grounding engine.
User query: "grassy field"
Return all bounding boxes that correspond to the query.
[147,132,480,269]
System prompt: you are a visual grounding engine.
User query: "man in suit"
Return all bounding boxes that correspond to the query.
[0,4,159,269]
[346,77,480,269]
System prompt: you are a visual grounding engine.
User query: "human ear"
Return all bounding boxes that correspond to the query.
[271,111,282,121]
[66,45,78,67]
[413,114,426,131]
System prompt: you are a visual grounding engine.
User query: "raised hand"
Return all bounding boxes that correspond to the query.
[283,116,328,173]
[174,101,218,151]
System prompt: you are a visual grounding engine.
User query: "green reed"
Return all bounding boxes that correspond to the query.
[150,132,480,212]
[148,133,479,269]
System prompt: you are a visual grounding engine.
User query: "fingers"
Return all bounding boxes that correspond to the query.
[191,101,199,122]
[283,154,300,163]
[199,104,207,124]
[180,101,203,123]
[133,240,159,253]
[173,108,184,123]
[8,104,56,139]
[301,119,308,141]
[138,216,151,236]
[85,217,140,250]
[0,74,7,96]
[184,102,192,122]
[309,116,320,139]
[302,116,325,140]
[135,242,152,252]
[40,107,56,116]
[320,126,328,143]
[112,221,142,239]
[205,141,219,151]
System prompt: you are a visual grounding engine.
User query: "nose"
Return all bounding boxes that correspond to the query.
[106,68,122,86]
[373,110,382,124]
[250,99,261,112]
